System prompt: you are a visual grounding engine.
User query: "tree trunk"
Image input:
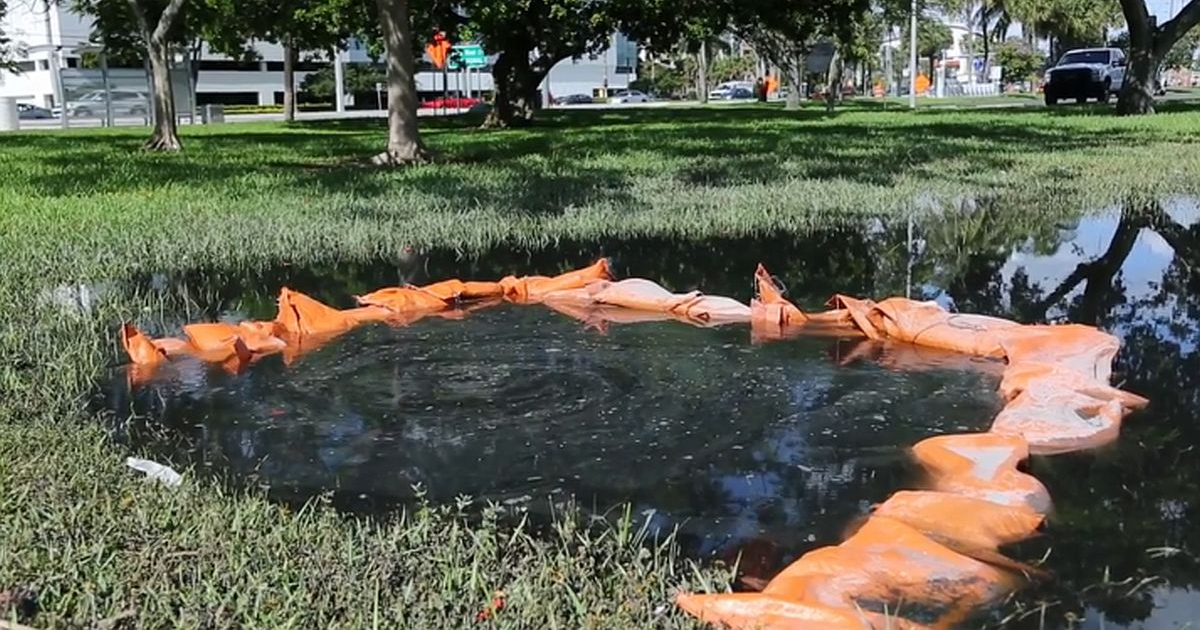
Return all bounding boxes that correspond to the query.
[784,50,804,110]
[824,49,843,113]
[372,0,429,164]
[482,47,545,128]
[981,19,989,81]
[144,40,180,150]
[1118,32,1158,115]
[127,0,185,151]
[283,39,296,123]
[697,40,709,103]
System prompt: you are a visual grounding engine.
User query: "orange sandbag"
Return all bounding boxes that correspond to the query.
[581,279,751,324]
[866,298,1020,358]
[417,279,505,301]
[182,322,287,356]
[990,383,1128,455]
[499,258,613,303]
[912,433,1051,515]
[828,294,881,339]
[751,265,856,339]
[995,324,1120,381]
[1000,361,1148,410]
[675,593,878,630]
[686,516,1015,629]
[543,299,728,333]
[120,323,170,366]
[275,287,390,336]
[355,286,450,313]
[872,490,1043,553]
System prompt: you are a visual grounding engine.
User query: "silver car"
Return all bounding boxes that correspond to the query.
[18,103,55,119]
[65,90,149,118]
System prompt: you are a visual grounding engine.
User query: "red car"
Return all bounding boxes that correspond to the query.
[419,96,481,109]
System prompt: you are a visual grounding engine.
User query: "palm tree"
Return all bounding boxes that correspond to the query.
[972,0,1013,80]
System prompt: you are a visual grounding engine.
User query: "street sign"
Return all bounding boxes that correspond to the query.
[448,44,487,70]
[972,57,984,72]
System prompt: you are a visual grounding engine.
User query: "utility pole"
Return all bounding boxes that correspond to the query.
[909,0,919,108]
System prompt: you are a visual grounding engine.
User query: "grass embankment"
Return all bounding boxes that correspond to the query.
[3,104,1200,627]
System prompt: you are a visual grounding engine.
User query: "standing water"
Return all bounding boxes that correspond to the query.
[105,201,1200,627]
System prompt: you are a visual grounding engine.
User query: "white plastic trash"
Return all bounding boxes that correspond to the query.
[125,457,183,487]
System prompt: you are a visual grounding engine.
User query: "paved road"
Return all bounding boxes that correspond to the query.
[13,91,1200,130]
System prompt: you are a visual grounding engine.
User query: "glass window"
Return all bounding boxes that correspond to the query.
[1058,50,1110,65]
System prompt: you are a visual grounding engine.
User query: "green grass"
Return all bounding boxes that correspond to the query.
[4,104,1200,627]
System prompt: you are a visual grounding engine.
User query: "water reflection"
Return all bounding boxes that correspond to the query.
[105,198,1200,628]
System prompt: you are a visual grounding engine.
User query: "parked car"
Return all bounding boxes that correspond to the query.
[553,93,593,105]
[609,89,651,104]
[17,103,55,119]
[419,96,481,110]
[1044,47,1126,105]
[708,81,754,100]
[65,90,149,117]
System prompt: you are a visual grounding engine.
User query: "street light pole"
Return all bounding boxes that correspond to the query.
[909,0,918,108]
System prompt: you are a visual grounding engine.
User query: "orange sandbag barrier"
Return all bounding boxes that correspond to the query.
[676,265,1148,629]
[119,261,613,378]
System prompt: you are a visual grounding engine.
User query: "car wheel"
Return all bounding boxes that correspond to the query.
[1100,80,1111,103]
[1076,96,1087,104]
[130,107,146,117]
[73,108,90,117]
[1045,94,1058,106]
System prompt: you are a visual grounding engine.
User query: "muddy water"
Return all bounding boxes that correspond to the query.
[106,199,1200,628]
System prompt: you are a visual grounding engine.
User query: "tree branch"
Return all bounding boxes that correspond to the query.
[151,0,188,45]
[125,0,152,44]
[1159,0,1200,54]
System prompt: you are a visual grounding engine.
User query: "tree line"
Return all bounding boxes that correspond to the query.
[1,0,1198,155]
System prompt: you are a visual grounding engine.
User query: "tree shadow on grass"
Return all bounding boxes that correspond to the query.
[4,103,1198,209]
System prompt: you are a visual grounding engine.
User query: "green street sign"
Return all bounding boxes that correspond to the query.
[448,44,487,69]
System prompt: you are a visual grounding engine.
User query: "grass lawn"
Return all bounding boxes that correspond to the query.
[4,103,1200,627]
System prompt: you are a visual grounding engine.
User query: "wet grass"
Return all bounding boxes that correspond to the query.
[4,104,1200,627]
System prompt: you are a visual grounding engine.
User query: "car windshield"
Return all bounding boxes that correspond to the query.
[1059,51,1110,65]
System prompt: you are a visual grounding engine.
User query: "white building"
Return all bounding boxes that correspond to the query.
[1,1,636,109]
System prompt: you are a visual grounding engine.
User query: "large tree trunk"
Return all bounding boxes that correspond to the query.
[127,0,185,151]
[697,41,709,103]
[784,50,803,110]
[482,46,544,128]
[1118,30,1158,115]
[372,0,429,164]
[283,38,296,123]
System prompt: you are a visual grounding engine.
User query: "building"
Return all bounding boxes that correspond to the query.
[1,1,636,109]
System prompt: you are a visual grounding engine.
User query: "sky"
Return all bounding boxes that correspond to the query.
[1149,0,1183,19]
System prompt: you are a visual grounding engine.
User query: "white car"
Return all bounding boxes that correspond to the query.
[609,89,651,104]
[1044,48,1126,105]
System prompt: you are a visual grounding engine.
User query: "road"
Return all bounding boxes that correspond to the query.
[13,90,1200,130]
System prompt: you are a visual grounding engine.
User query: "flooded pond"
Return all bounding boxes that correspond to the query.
[105,199,1200,627]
